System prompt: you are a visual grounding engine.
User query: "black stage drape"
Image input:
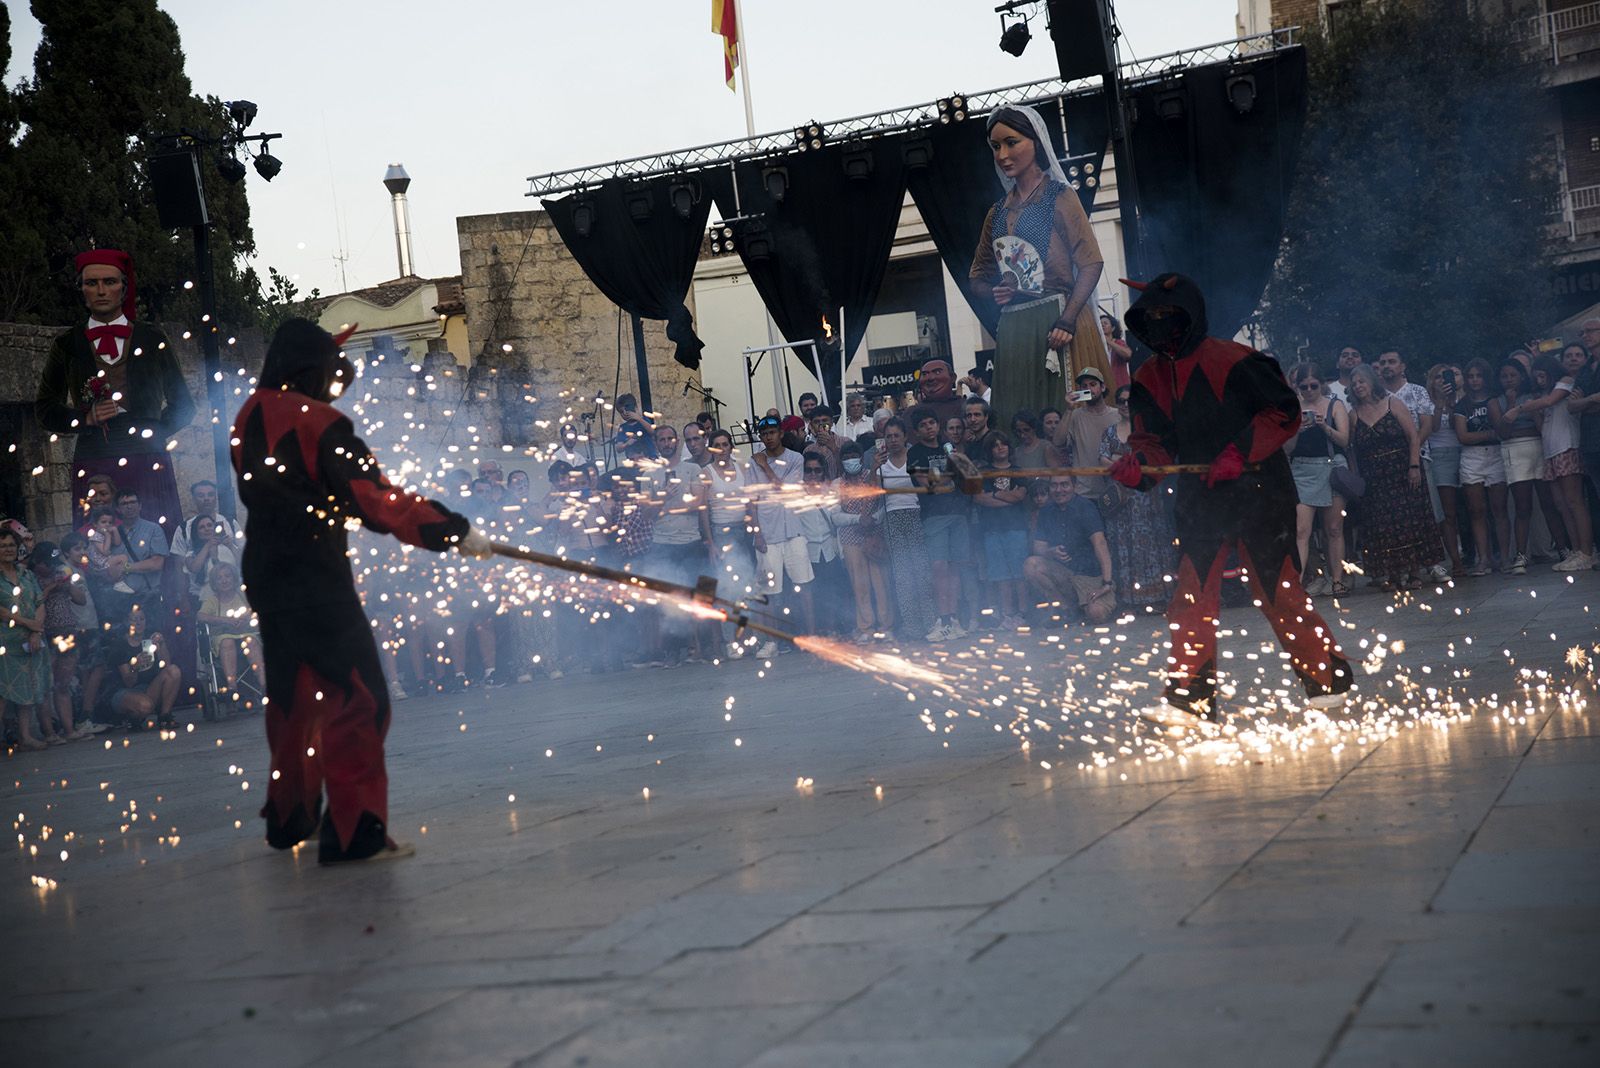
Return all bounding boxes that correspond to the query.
[906,95,1111,337]
[708,136,907,399]
[543,176,714,369]
[1125,47,1308,339]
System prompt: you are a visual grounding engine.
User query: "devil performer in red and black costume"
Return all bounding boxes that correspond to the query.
[232,318,491,863]
[1107,274,1352,727]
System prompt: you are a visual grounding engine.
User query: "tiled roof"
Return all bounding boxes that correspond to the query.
[306,275,463,317]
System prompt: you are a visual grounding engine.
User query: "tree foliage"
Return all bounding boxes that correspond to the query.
[0,0,262,326]
[1261,4,1557,370]
[257,266,321,338]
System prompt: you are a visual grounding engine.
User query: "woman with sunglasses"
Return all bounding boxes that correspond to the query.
[1286,363,1351,595]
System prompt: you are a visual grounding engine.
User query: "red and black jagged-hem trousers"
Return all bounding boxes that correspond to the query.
[255,598,392,852]
[1161,473,1353,714]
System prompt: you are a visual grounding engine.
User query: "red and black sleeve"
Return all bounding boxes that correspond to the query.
[1127,378,1177,489]
[1228,353,1300,464]
[318,414,469,551]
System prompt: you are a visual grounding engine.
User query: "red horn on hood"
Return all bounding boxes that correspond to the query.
[1119,278,1148,292]
[332,323,359,348]
[1162,276,1179,290]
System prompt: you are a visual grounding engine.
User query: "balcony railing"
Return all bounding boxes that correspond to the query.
[1520,2,1600,65]
[1553,183,1600,240]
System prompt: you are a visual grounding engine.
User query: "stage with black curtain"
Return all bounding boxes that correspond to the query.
[534,45,1307,404]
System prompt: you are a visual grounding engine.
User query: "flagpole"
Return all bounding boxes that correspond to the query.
[732,0,757,137]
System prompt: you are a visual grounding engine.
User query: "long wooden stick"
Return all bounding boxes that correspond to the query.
[876,463,1227,495]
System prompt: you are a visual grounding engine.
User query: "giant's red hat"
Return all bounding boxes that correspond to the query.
[74,248,137,320]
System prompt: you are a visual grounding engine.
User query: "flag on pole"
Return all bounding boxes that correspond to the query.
[713,0,739,90]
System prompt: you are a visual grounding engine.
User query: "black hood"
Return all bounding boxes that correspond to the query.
[261,318,353,401]
[1123,273,1209,359]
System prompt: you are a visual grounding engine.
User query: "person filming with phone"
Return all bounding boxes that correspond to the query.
[1053,367,1119,512]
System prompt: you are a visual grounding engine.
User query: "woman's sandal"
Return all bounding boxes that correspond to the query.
[1330,580,1352,597]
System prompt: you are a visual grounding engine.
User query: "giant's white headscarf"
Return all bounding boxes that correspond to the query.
[984,103,1070,193]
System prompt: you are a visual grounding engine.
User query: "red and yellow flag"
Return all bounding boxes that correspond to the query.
[713,0,739,90]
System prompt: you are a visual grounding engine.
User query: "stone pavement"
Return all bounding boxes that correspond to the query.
[5,568,1599,1067]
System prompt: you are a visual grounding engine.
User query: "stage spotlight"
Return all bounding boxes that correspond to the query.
[1225,73,1257,115]
[253,152,282,181]
[762,165,789,204]
[573,199,595,238]
[216,153,247,183]
[793,122,823,151]
[902,136,934,169]
[841,145,874,181]
[935,95,967,124]
[669,178,699,218]
[1157,89,1186,122]
[626,190,653,222]
[226,99,257,129]
[708,225,735,255]
[999,17,1031,57]
[742,221,772,262]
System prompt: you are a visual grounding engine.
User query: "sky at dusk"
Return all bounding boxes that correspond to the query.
[7,1,1240,297]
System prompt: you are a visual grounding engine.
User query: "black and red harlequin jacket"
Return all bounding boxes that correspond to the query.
[1122,273,1299,493]
[231,383,468,616]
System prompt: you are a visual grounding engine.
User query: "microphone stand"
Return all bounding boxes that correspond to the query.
[682,380,727,429]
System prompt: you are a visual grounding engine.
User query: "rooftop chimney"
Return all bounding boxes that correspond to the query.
[383,163,415,278]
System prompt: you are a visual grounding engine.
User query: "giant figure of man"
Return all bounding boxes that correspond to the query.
[36,249,195,531]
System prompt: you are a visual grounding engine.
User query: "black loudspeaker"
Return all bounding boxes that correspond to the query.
[149,149,210,229]
[1047,0,1114,81]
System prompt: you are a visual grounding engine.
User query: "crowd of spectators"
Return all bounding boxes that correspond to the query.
[339,357,1184,699]
[1,478,256,749]
[1285,328,1600,594]
[12,330,1600,741]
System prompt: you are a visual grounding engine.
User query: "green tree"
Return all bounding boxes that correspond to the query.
[0,0,261,326]
[1261,4,1557,369]
[255,266,321,337]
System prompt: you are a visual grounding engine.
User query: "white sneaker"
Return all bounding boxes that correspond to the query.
[1553,552,1589,573]
[945,621,967,640]
[925,622,950,643]
[725,640,746,660]
[1306,691,1350,712]
[1427,563,1450,582]
[387,679,409,702]
[1510,553,1528,575]
[755,641,778,660]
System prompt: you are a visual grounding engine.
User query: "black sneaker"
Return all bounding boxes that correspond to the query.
[264,799,322,851]
[481,669,505,689]
[319,810,410,865]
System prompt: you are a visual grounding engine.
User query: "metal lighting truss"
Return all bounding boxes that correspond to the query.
[524,28,1299,199]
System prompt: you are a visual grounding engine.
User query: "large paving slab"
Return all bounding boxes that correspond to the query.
[5,568,1599,1066]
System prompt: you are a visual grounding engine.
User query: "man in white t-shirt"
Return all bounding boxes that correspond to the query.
[838,393,874,443]
[744,415,808,658]
[1328,346,1362,404]
[641,424,710,665]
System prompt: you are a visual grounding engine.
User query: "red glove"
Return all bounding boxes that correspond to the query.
[1204,443,1245,489]
[1108,452,1143,488]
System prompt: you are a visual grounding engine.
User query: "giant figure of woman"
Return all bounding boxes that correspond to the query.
[969,104,1112,433]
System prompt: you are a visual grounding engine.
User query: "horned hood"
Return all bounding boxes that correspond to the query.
[1123,273,1209,359]
[260,318,356,402]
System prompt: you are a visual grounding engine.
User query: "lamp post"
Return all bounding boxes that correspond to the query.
[147,103,284,522]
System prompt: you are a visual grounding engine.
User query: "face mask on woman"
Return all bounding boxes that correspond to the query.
[842,458,863,475]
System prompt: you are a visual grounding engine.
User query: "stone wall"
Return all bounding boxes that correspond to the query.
[456,209,704,450]
[1271,0,1321,30]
